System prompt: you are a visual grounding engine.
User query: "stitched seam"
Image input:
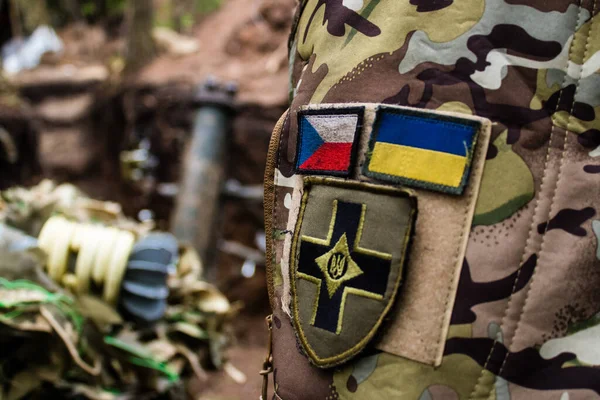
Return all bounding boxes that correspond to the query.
[374,105,482,130]
[498,0,597,378]
[467,3,584,398]
[435,128,481,363]
[273,112,290,310]
[379,115,476,131]
[364,168,471,194]
[276,114,284,305]
[305,115,357,119]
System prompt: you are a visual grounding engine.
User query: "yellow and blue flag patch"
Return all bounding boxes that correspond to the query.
[363,107,480,195]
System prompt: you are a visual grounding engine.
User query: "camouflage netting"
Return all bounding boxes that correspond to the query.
[0,180,241,400]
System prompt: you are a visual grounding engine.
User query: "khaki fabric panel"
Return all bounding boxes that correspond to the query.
[373,182,485,366]
[280,173,304,316]
[298,104,492,366]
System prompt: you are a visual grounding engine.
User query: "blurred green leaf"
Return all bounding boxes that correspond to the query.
[195,0,222,14]
[81,1,97,17]
[181,13,194,30]
[107,0,127,16]
[77,295,123,327]
[172,322,208,340]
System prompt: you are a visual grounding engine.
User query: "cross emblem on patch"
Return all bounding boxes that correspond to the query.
[290,177,415,368]
[298,200,392,334]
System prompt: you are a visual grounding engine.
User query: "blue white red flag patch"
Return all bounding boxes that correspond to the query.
[295,107,363,176]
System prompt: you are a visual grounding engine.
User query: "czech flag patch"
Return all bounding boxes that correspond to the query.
[363,107,480,195]
[295,107,363,177]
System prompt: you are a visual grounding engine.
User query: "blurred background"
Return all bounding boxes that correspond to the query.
[0,0,295,398]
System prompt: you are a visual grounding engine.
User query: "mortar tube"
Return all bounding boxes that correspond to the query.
[171,83,236,282]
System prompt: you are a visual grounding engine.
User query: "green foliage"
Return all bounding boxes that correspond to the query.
[80,0,125,18]
[180,12,194,30]
[106,0,127,15]
[82,0,125,18]
[195,0,222,15]
[80,1,97,17]
[46,0,128,26]
[156,0,223,32]
[155,0,174,28]
[33,0,220,29]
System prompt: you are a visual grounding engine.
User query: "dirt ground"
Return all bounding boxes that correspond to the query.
[139,0,293,107]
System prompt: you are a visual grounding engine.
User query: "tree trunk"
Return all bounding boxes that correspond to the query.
[9,0,49,37]
[172,0,185,33]
[60,0,81,22]
[125,0,156,74]
[94,0,106,19]
[21,0,49,33]
[8,0,23,37]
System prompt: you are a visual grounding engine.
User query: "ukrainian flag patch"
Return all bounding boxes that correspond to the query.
[364,107,480,195]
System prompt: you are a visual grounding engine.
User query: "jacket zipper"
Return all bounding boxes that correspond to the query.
[263,109,289,309]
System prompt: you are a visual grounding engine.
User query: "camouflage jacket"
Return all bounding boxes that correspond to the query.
[263,0,600,399]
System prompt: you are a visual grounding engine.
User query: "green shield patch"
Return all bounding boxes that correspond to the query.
[290,177,416,368]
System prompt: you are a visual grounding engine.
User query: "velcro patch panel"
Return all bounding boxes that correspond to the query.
[279,103,491,367]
